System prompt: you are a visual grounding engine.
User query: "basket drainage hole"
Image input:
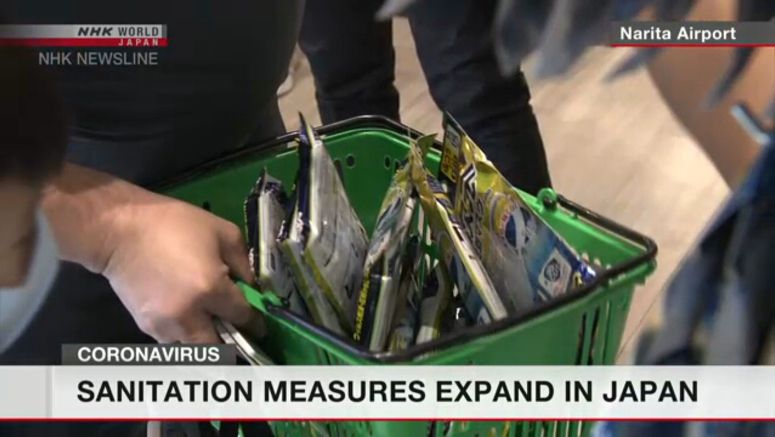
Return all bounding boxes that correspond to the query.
[384,156,392,169]
[345,154,356,168]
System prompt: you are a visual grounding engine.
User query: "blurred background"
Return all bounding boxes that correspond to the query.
[278,18,736,364]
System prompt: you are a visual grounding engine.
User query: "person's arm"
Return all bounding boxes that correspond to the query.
[645,0,773,187]
[42,163,254,343]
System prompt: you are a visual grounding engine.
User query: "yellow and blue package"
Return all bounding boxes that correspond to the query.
[244,169,307,316]
[409,134,508,324]
[442,114,596,309]
[353,152,419,351]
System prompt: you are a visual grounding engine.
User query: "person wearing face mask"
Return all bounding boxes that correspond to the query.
[0,47,66,354]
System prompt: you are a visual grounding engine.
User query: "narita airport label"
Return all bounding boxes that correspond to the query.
[619,24,738,43]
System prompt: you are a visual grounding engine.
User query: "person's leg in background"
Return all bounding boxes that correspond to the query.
[407,0,552,194]
[299,0,400,123]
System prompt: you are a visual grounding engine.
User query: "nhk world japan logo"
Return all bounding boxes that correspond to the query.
[0,24,167,47]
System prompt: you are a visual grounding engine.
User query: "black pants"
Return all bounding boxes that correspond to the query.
[299,0,552,194]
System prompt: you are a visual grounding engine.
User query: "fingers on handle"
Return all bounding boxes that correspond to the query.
[218,222,255,284]
[178,313,221,344]
[148,312,221,344]
[204,275,254,327]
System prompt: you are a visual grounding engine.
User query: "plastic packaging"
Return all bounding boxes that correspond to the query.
[409,134,508,324]
[416,263,453,344]
[278,140,344,334]
[443,113,596,309]
[296,115,368,332]
[386,265,421,352]
[244,169,307,315]
[353,154,418,351]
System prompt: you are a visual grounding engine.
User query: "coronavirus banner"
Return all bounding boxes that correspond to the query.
[0,364,773,420]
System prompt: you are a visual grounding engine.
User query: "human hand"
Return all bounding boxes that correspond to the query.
[101,192,254,343]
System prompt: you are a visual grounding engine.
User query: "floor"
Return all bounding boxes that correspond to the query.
[278,19,730,363]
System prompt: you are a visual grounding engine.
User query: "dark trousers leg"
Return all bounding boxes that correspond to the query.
[407,0,552,193]
[300,0,551,193]
[299,0,400,123]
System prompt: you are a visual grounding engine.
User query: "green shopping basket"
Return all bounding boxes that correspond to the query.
[158,116,657,437]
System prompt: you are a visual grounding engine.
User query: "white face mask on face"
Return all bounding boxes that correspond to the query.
[0,211,60,353]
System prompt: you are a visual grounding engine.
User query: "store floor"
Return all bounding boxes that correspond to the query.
[278,19,730,364]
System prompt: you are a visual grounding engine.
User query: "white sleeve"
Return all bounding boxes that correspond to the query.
[0,213,59,354]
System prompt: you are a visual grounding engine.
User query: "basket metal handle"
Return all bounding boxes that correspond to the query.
[214,318,274,366]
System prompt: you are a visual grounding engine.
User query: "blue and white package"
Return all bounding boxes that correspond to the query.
[445,113,597,311]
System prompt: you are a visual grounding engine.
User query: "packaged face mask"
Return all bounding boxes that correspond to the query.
[294,114,368,333]
[353,155,418,351]
[280,235,343,335]
[386,237,424,353]
[409,135,508,324]
[415,262,453,344]
[443,114,596,309]
[278,121,345,335]
[451,299,475,330]
[439,115,466,185]
[244,169,307,316]
[387,248,454,351]
[386,274,418,352]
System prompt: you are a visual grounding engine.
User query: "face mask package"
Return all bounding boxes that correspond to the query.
[278,151,344,334]
[385,242,422,353]
[441,114,597,309]
[451,299,475,330]
[385,234,437,352]
[353,154,419,351]
[279,114,368,335]
[409,134,508,325]
[244,169,307,316]
[277,117,342,335]
[439,114,466,187]
[415,262,454,344]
